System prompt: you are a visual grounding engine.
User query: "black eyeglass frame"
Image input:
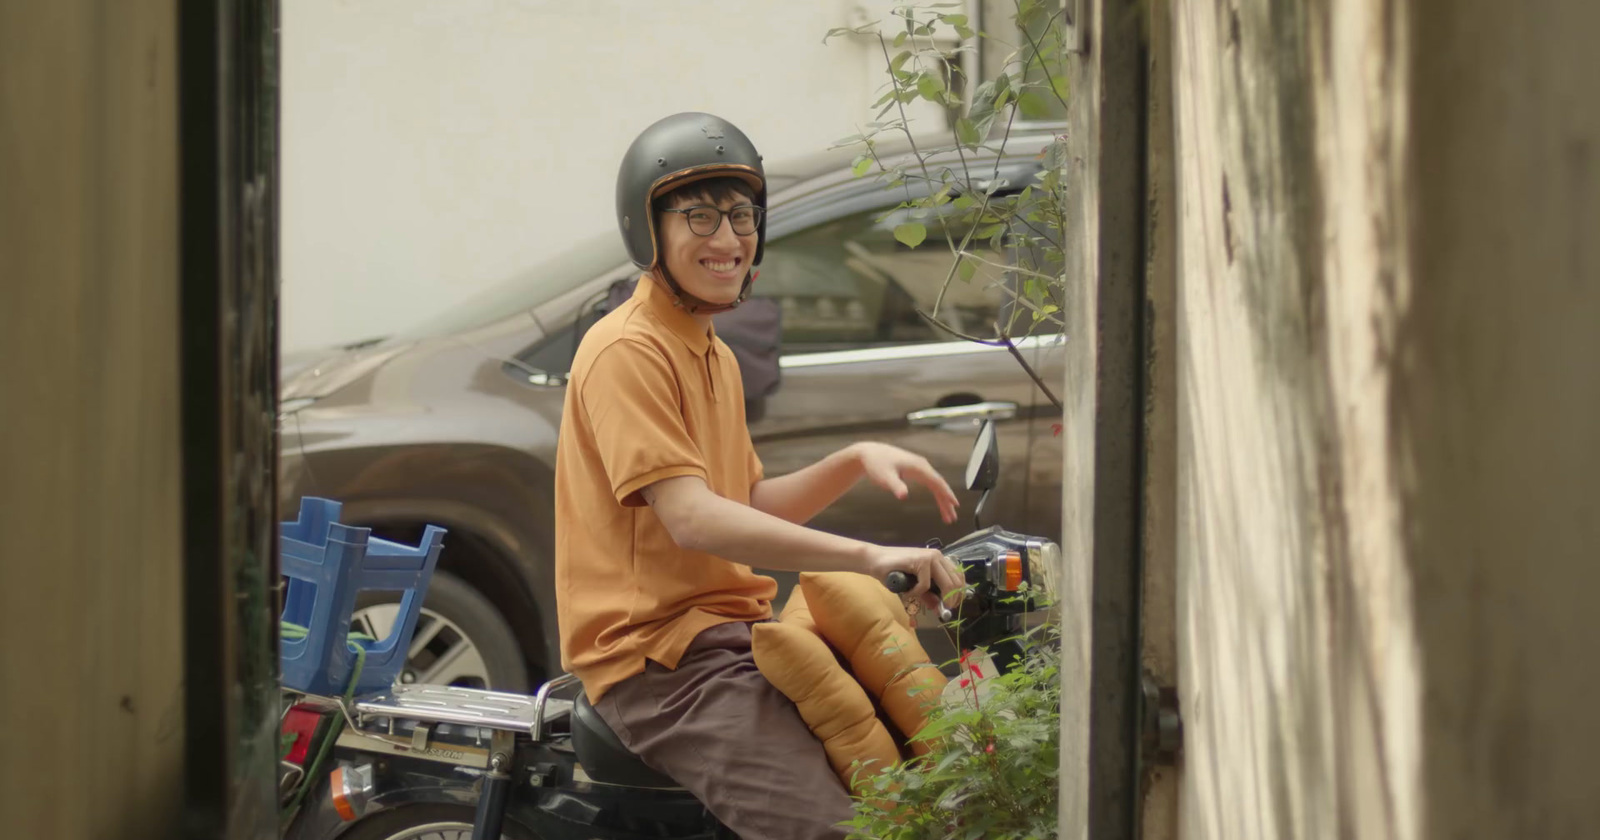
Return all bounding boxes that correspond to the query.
[661,204,765,237]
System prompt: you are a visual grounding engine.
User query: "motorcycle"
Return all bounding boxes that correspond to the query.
[279,419,1060,840]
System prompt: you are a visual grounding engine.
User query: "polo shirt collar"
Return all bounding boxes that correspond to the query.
[636,272,714,356]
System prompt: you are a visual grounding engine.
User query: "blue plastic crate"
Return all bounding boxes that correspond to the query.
[279,497,446,698]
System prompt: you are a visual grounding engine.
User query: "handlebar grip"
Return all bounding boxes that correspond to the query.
[884,571,944,597]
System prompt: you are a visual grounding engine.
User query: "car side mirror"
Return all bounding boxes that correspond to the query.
[964,419,1000,528]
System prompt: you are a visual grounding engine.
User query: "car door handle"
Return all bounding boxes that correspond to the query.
[906,401,1019,428]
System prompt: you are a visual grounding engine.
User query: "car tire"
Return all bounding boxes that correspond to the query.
[336,804,537,840]
[353,570,531,693]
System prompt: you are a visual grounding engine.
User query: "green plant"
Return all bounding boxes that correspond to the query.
[826,0,1071,410]
[846,590,1061,840]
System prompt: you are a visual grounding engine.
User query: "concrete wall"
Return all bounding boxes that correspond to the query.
[0,1,185,836]
[1171,0,1600,838]
[279,0,956,353]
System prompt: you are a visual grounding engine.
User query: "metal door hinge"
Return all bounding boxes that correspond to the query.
[1140,671,1182,765]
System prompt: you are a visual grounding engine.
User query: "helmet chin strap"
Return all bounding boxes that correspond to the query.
[652,266,752,316]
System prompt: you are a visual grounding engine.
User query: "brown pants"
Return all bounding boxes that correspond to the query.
[594,621,855,840]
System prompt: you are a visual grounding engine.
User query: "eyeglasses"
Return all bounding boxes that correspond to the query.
[661,204,764,237]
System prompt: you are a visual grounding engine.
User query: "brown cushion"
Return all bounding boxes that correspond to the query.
[750,621,902,793]
[799,573,948,755]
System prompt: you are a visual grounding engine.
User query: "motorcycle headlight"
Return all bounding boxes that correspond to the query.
[1028,539,1061,601]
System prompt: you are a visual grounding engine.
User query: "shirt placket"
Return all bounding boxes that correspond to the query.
[704,345,719,403]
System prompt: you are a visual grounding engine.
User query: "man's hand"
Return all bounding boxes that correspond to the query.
[863,545,966,614]
[853,443,960,525]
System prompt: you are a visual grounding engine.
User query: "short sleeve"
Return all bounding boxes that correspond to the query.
[579,340,708,507]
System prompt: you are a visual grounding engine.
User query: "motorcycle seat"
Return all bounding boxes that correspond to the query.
[571,693,680,788]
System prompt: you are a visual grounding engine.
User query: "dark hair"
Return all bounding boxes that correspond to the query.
[653,176,756,214]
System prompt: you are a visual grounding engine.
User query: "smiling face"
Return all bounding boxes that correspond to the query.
[655,181,759,307]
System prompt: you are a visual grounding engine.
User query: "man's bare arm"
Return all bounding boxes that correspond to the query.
[643,475,962,605]
[746,445,864,525]
[748,442,960,526]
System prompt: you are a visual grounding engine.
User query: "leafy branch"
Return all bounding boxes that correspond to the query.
[828,1,1071,412]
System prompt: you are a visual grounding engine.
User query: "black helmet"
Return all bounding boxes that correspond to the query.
[616,112,767,272]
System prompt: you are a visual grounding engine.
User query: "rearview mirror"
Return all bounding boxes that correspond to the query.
[964,419,999,492]
[964,419,1000,530]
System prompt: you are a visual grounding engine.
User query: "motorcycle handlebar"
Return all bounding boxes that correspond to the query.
[884,571,953,621]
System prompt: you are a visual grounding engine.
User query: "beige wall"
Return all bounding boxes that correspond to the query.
[1170,0,1600,838]
[280,0,956,353]
[0,1,185,837]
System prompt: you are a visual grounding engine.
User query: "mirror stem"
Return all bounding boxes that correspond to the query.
[973,487,994,531]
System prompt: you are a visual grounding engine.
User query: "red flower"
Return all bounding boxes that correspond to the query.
[959,677,971,689]
[1051,422,1063,437]
[985,742,995,754]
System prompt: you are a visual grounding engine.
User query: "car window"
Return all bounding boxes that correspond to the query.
[753,205,1010,352]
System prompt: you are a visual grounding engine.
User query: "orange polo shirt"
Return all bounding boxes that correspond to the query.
[555,273,777,703]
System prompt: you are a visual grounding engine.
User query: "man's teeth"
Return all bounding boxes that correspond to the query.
[703,259,739,272]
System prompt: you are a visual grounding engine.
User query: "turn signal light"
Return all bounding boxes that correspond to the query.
[330,763,375,822]
[1003,551,1024,590]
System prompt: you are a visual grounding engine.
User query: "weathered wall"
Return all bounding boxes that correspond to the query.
[1173,1,1415,836]
[0,1,186,837]
[1171,0,1600,838]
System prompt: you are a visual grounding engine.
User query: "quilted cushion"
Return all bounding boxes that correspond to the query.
[799,572,948,755]
[750,621,902,793]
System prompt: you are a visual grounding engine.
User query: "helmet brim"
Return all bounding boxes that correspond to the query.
[648,164,765,201]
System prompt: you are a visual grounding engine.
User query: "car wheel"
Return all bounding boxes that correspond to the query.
[336,804,536,840]
[351,570,530,692]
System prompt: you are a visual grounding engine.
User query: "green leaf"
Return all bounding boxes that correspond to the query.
[890,50,913,74]
[1050,73,1070,101]
[894,222,928,248]
[940,13,969,27]
[916,74,945,102]
[955,24,975,40]
[959,259,978,283]
[975,223,1005,240]
[851,155,873,178]
[955,116,980,149]
[1018,91,1051,119]
[893,30,909,48]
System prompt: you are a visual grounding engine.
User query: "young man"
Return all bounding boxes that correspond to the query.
[554,112,965,840]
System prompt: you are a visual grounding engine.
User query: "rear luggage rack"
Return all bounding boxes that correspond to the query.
[353,683,572,736]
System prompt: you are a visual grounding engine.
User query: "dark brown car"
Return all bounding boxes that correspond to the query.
[278,129,1066,690]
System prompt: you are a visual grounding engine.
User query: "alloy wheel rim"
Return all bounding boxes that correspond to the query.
[349,605,492,689]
